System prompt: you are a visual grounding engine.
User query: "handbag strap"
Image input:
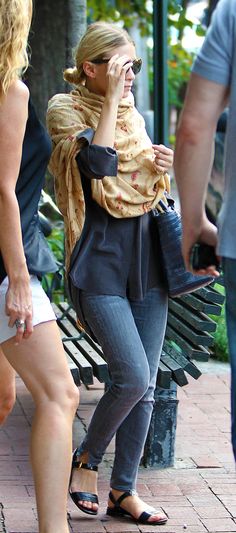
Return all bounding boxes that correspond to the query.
[157,196,175,213]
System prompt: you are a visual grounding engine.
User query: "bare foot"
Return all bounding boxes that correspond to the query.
[108,489,167,524]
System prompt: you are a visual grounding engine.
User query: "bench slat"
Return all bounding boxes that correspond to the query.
[175,293,222,315]
[157,361,172,389]
[63,341,94,385]
[58,303,105,358]
[167,314,214,346]
[168,300,217,333]
[194,285,225,304]
[65,354,81,386]
[163,343,201,380]
[70,367,81,387]
[74,338,110,383]
[53,304,94,385]
[53,303,109,383]
[166,324,210,361]
[161,353,188,387]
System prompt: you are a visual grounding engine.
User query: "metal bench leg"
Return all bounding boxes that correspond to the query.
[142,381,179,468]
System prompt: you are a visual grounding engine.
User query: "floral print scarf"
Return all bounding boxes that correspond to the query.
[47,85,169,268]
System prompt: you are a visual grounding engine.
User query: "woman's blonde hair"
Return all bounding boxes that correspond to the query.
[0,0,32,101]
[64,21,134,86]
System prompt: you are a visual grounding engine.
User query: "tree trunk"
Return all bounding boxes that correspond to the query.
[27,0,87,123]
[67,0,87,63]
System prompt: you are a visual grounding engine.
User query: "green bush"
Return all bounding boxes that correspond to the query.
[42,223,66,303]
[210,284,229,362]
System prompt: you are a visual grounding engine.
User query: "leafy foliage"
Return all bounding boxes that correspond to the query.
[167,0,206,109]
[213,309,229,362]
[42,224,66,303]
[168,44,193,108]
[87,0,152,35]
[210,284,229,362]
[87,0,206,109]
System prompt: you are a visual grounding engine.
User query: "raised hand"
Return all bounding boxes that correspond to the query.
[106,54,134,102]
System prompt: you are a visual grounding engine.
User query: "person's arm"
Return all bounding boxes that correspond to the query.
[174,73,228,274]
[90,54,133,148]
[0,80,33,343]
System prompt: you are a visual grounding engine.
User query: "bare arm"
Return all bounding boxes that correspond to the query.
[174,73,228,273]
[91,97,118,148]
[91,54,133,148]
[0,80,33,342]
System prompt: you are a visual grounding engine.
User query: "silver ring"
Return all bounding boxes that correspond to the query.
[15,319,25,329]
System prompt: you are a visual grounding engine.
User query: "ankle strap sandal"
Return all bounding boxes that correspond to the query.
[69,449,99,516]
[72,449,98,471]
[107,490,167,525]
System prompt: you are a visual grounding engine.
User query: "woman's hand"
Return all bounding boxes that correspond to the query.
[5,275,33,344]
[153,144,173,173]
[91,54,133,148]
[106,54,133,103]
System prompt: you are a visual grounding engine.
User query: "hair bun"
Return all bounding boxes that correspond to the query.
[63,66,80,85]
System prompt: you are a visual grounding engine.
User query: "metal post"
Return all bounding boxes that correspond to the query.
[153,0,169,145]
[143,382,179,468]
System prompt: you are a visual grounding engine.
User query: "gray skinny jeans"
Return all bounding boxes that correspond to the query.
[76,286,168,491]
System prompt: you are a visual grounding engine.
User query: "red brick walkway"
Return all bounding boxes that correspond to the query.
[0,361,235,533]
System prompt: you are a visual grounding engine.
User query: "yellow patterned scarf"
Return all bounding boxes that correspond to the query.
[47,85,170,268]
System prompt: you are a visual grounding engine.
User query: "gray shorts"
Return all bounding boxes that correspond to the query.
[0,275,56,344]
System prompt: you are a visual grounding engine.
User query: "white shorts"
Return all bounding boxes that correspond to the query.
[0,275,56,344]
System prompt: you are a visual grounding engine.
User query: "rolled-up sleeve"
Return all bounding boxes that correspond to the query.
[192,0,233,86]
[76,128,118,180]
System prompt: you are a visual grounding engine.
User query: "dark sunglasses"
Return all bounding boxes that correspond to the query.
[91,57,142,75]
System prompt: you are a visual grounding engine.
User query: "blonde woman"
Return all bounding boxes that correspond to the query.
[0,2,79,532]
[47,22,173,526]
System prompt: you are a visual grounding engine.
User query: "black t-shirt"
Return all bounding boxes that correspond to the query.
[0,99,57,284]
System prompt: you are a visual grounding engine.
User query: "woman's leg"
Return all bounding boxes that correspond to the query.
[222,257,236,461]
[1,320,79,533]
[70,287,168,517]
[75,293,155,459]
[70,291,153,511]
[110,287,168,490]
[108,287,168,522]
[0,347,15,425]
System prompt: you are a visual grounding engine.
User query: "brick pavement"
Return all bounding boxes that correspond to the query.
[0,360,235,533]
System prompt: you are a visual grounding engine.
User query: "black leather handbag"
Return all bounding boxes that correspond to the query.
[152,198,213,298]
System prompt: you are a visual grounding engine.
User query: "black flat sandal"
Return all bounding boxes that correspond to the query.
[106,490,168,525]
[69,449,99,516]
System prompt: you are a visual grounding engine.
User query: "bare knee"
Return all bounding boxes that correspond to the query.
[0,388,16,425]
[35,379,79,417]
[56,377,79,414]
[64,383,80,415]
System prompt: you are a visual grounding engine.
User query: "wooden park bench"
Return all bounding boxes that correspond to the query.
[52,281,225,469]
